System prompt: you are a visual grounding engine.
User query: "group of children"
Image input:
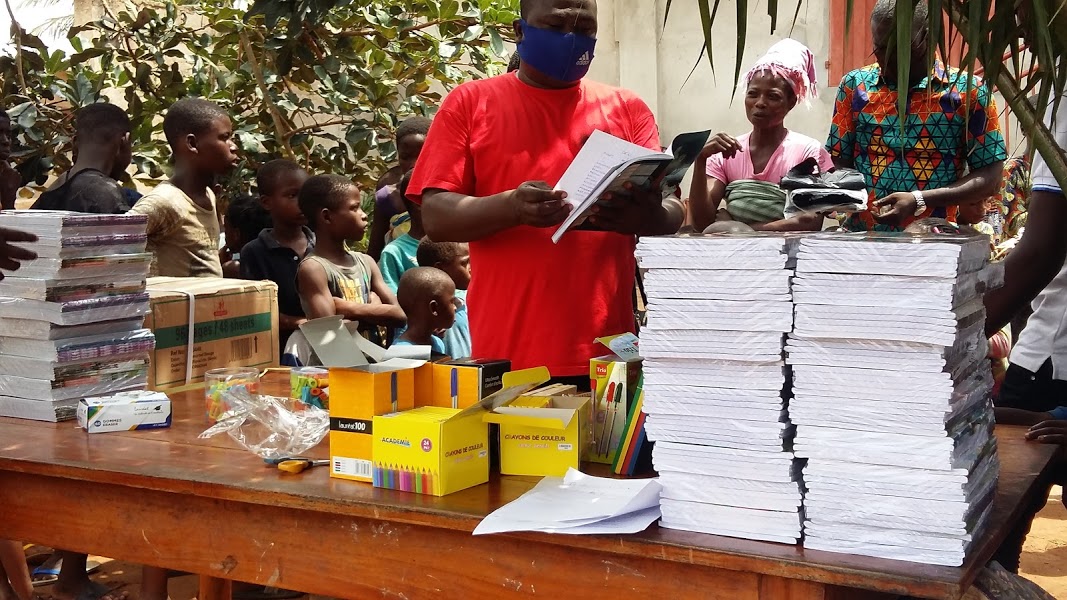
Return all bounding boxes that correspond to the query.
[4,98,472,372]
[0,96,472,600]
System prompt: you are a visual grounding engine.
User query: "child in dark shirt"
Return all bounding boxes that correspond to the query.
[32,103,133,214]
[221,194,270,278]
[240,160,313,351]
[393,267,456,354]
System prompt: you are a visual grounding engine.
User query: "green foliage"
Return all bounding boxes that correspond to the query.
[0,0,518,203]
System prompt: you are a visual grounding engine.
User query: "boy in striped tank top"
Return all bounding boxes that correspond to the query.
[295,174,405,333]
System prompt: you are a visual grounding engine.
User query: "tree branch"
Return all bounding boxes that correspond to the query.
[3,0,26,91]
[285,117,355,139]
[238,28,294,158]
[338,18,447,39]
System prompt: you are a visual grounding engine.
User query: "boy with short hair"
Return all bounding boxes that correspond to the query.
[0,110,20,210]
[369,116,431,260]
[220,194,270,278]
[241,159,313,350]
[393,266,455,354]
[416,239,471,358]
[32,103,133,213]
[129,98,239,277]
[296,174,404,328]
[379,170,423,293]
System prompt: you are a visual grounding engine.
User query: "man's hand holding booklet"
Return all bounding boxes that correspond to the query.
[550,129,711,243]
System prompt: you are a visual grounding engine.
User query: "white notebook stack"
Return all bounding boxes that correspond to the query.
[636,234,802,544]
[0,211,155,421]
[788,233,1000,566]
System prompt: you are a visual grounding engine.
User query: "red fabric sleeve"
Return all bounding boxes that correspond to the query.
[625,94,661,151]
[406,88,475,205]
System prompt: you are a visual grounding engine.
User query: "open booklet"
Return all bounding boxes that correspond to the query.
[551,129,711,243]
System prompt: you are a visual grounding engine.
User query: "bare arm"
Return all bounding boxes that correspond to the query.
[688,173,726,232]
[984,190,1067,336]
[421,189,519,242]
[995,407,1052,426]
[752,213,823,232]
[688,134,742,232]
[279,314,307,332]
[922,162,1003,208]
[297,260,340,319]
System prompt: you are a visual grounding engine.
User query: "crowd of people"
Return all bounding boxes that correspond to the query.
[0,0,1066,596]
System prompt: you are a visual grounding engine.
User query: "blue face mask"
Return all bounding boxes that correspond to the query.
[516,19,596,83]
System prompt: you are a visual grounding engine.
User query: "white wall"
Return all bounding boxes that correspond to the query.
[587,0,835,147]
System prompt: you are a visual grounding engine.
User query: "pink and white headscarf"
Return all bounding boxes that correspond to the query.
[744,38,819,104]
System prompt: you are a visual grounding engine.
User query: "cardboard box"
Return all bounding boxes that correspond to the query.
[299,316,429,483]
[485,384,592,477]
[589,333,642,464]
[77,391,172,433]
[430,358,511,409]
[145,277,279,391]
[372,368,549,496]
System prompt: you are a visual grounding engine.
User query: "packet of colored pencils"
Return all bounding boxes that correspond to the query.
[612,374,650,475]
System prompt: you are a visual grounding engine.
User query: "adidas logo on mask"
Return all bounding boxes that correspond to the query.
[576,51,591,66]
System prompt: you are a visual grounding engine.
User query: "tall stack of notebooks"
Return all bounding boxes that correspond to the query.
[788,233,1000,566]
[0,211,155,421]
[636,234,802,544]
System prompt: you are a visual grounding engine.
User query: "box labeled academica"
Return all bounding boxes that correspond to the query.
[484,378,593,477]
[589,333,642,464]
[373,368,548,496]
[77,391,171,433]
[429,358,511,409]
[145,277,279,391]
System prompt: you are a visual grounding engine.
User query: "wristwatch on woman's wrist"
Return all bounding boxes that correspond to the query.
[911,190,927,216]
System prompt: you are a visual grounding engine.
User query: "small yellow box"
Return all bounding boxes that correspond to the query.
[372,367,548,495]
[484,392,592,477]
[430,358,511,409]
[329,365,416,482]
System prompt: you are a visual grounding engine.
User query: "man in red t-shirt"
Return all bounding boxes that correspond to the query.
[406,0,683,382]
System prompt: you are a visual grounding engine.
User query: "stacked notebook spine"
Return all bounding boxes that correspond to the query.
[788,233,1000,566]
[636,234,802,544]
[0,210,156,422]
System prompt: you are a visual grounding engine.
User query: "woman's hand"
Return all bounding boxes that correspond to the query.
[697,133,743,162]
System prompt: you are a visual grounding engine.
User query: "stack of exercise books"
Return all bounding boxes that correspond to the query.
[0,210,155,421]
[788,233,1000,566]
[636,234,803,544]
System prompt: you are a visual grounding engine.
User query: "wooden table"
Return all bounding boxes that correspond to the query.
[0,376,1059,600]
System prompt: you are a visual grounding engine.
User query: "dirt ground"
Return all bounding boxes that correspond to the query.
[28,487,1067,599]
[1020,486,1067,598]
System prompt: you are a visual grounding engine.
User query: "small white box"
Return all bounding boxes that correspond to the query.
[77,391,172,433]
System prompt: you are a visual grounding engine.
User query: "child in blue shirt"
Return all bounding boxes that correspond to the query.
[379,170,422,293]
[393,267,454,355]
[416,239,471,359]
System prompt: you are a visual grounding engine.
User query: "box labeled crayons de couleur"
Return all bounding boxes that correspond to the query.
[484,378,592,477]
[372,367,548,496]
[589,333,642,464]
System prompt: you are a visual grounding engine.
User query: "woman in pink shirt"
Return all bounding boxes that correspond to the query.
[689,39,834,232]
